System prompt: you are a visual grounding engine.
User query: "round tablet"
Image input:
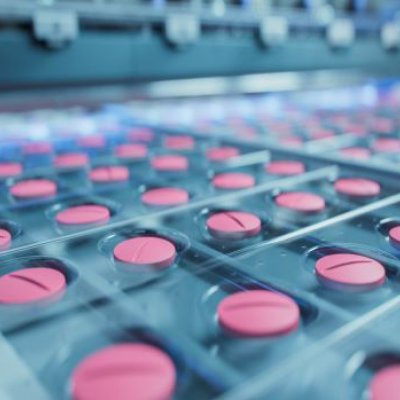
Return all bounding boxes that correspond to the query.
[22,141,53,155]
[368,365,400,400]
[141,187,189,206]
[315,253,386,291]
[373,138,400,153]
[115,144,148,160]
[89,166,129,183]
[151,155,188,171]
[334,178,381,198]
[56,205,110,225]
[340,147,371,160]
[0,228,12,250]
[217,290,300,338]
[0,162,22,178]
[71,343,176,400]
[206,147,240,162]
[310,129,335,140]
[114,236,176,269]
[346,123,367,136]
[275,192,326,213]
[55,153,89,169]
[266,161,305,176]
[128,128,154,143]
[388,226,400,247]
[280,136,303,147]
[0,267,66,304]
[165,135,195,150]
[372,118,394,134]
[206,211,261,239]
[78,135,106,149]
[212,172,255,190]
[10,179,57,199]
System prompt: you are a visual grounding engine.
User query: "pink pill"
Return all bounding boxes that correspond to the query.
[217,290,300,338]
[128,128,155,143]
[90,166,129,183]
[340,147,371,160]
[0,228,11,250]
[334,178,381,198]
[0,162,23,178]
[10,179,57,199]
[372,117,394,134]
[275,192,326,213]
[368,365,400,400]
[0,267,66,304]
[141,187,189,206]
[212,172,255,190]
[388,226,400,246]
[55,153,89,169]
[115,144,148,160]
[265,161,305,176]
[56,205,110,225]
[78,135,105,149]
[22,141,53,155]
[114,236,176,269]
[206,211,261,239]
[206,147,240,162]
[373,138,400,153]
[280,135,303,147]
[165,135,195,150]
[345,123,367,136]
[309,129,335,140]
[71,343,176,400]
[315,253,385,291]
[151,155,188,172]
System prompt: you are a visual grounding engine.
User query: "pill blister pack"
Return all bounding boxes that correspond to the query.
[1,80,400,400]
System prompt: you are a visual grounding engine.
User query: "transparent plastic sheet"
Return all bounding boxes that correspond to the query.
[1,81,400,399]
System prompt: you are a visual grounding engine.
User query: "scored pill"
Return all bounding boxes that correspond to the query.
[89,166,129,183]
[265,160,305,176]
[113,236,176,269]
[10,179,57,199]
[0,228,12,250]
[373,138,400,153]
[217,290,300,338]
[55,153,89,169]
[334,178,381,198]
[22,141,53,155]
[212,172,255,190]
[389,226,400,247]
[56,205,111,225]
[0,267,66,304]
[315,253,386,292]
[368,365,400,400]
[141,187,189,206]
[0,162,23,178]
[127,128,154,143]
[206,211,261,239]
[115,144,148,160]
[71,343,177,400]
[275,191,326,213]
[78,135,106,149]
[151,155,189,171]
[340,147,371,160]
[206,146,240,162]
[165,135,195,150]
